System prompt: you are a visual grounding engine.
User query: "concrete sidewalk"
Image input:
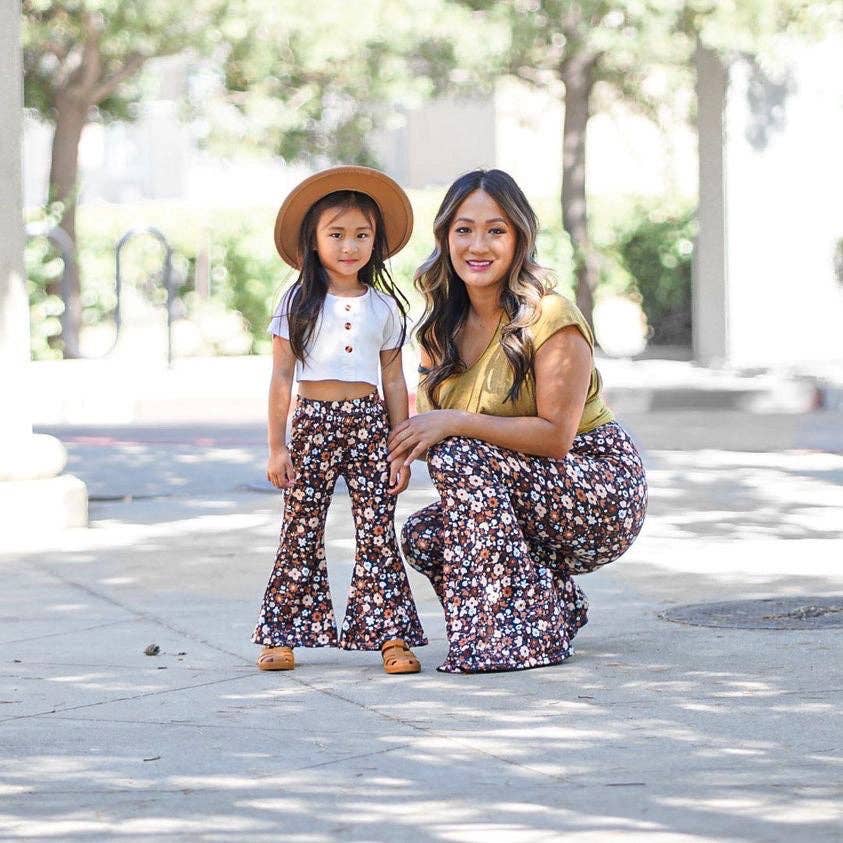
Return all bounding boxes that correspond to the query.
[2,360,843,840]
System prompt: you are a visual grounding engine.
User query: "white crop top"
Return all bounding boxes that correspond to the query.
[268,287,406,386]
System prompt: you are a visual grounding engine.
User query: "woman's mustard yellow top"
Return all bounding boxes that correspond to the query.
[415,293,614,435]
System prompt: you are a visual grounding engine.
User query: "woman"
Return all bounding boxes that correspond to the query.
[387,169,647,674]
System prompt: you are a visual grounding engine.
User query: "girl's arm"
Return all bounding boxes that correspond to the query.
[380,347,411,494]
[266,334,298,489]
[387,325,591,464]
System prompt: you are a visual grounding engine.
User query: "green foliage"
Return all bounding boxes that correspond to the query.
[26,192,703,357]
[686,0,843,66]
[441,0,840,333]
[449,0,692,117]
[31,202,287,358]
[22,0,230,120]
[208,228,286,355]
[616,206,696,346]
[25,206,66,361]
[25,191,606,358]
[197,0,487,163]
[453,0,842,90]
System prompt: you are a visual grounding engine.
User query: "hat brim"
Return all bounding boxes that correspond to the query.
[274,165,413,268]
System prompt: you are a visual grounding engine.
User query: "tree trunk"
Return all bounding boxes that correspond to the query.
[48,92,87,358]
[560,53,599,330]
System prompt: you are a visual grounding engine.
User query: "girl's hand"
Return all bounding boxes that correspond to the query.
[387,457,411,496]
[387,410,460,465]
[267,446,297,490]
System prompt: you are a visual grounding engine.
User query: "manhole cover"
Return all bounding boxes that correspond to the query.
[660,596,843,630]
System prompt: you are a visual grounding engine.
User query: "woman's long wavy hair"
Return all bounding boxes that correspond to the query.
[415,169,553,407]
[281,190,408,362]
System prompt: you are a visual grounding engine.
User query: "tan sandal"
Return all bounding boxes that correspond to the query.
[256,646,295,671]
[381,638,420,674]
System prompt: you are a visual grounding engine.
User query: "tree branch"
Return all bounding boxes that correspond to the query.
[514,65,551,87]
[560,48,602,84]
[53,41,83,91]
[92,53,146,103]
[42,40,69,62]
[78,12,103,93]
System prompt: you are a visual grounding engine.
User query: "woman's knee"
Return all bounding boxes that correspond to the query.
[401,519,446,604]
[399,516,419,566]
[400,504,442,574]
[427,436,496,485]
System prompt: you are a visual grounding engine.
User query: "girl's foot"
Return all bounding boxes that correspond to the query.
[257,646,295,671]
[381,639,421,674]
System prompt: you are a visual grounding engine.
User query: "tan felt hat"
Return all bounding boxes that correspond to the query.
[273,165,413,268]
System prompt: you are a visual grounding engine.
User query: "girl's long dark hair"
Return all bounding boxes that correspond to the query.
[281,190,408,362]
[415,169,552,407]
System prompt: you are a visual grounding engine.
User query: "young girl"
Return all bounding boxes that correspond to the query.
[252,165,427,674]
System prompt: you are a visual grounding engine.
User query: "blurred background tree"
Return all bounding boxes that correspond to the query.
[616,207,695,346]
[449,0,690,328]
[22,0,234,356]
[447,0,841,329]
[21,0,843,358]
[21,0,478,356]
[206,1,481,165]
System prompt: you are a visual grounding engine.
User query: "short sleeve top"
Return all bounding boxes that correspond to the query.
[414,293,613,435]
[269,286,405,386]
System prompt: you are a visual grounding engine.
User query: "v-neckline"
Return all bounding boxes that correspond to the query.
[460,311,505,372]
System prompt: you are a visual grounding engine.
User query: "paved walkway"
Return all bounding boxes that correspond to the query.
[1,356,842,841]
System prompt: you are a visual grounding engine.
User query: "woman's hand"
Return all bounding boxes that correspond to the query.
[387,410,461,465]
[387,457,411,495]
[267,446,297,490]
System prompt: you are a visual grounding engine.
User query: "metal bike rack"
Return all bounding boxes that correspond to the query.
[115,226,175,366]
[27,223,177,364]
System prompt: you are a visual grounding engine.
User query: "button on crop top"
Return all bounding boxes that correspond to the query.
[414,293,614,435]
[268,287,406,386]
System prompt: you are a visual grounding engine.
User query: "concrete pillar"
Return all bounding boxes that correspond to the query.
[694,38,843,369]
[0,2,87,536]
[693,44,729,365]
[723,41,843,368]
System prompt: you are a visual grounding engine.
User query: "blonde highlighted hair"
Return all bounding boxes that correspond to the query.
[414,169,553,406]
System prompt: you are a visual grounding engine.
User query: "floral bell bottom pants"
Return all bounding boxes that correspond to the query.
[400,421,647,673]
[252,392,427,651]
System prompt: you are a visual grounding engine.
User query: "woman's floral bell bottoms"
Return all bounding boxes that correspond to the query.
[401,421,646,673]
[252,391,427,651]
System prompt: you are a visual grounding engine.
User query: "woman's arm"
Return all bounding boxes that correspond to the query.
[380,347,411,494]
[387,325,592,463]
[266,335,297,489]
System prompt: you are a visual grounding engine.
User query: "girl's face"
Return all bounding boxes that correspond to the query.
[447,189,517,295]
[314,205,375,284]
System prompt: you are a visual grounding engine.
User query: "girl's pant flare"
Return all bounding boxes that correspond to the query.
[253,392,427,651]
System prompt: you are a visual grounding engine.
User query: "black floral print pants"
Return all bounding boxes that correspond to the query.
[252,391,427,651]
[401,422,647,673]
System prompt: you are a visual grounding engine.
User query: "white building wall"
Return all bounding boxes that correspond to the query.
[723,39,843,367]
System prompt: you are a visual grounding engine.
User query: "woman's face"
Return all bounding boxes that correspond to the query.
[447,189,517,294]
